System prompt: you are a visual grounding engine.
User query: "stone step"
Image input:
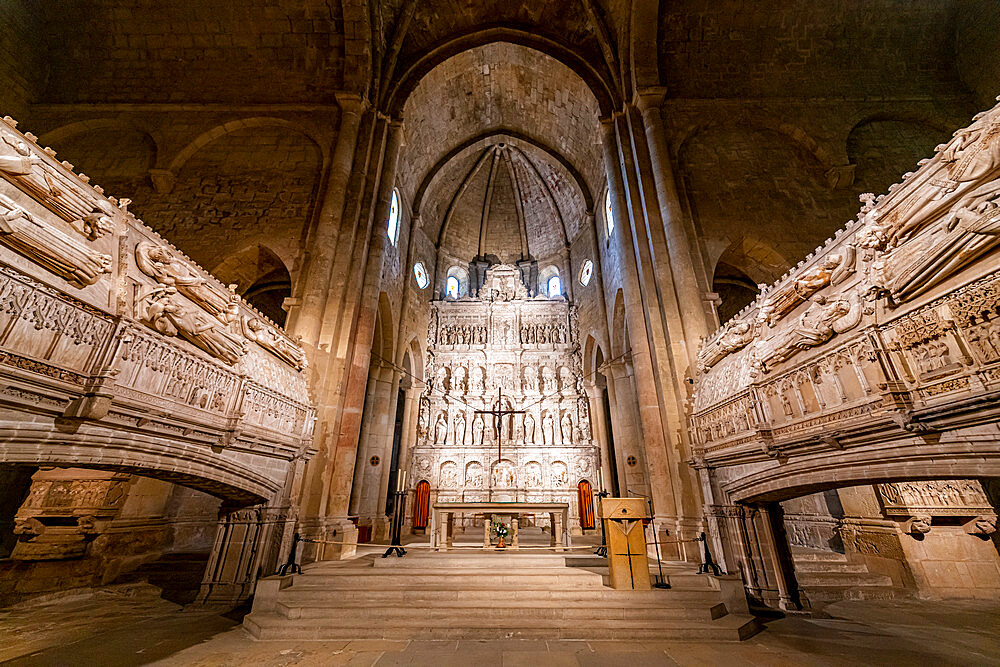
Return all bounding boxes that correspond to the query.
[244,612,762,642]
[801,585,901,603]
[289,568,606,589]
[274,601,729,622]
[370,553,569,569]
[790,549,849,563]
[275,589,728,608]
[795,571,894,588]
[793,561,870,574]
[275,587,727,604]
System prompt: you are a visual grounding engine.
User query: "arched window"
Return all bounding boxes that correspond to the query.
[445,265,469,299]
[413,261,429,289]
[386,188,400,245]
[579,259,594,286]
[547,275,561,297]
[604,189,614,236]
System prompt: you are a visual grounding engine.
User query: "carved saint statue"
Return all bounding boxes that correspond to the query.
[434,413,448,444]
[522,365,538,393]
[551,461,568,486]
[523,412,535,444]
[541,366,557,394]
[440,462,458,488]
[542,411,555,445]
[524,462,542,488]
[454,410,467,445]
[436,365,449,393]
[472,413,485,446]
[560,412,573,445]
[452,365,467,394]
[135,241,238,323]
[0,194,112,288]
[559,366,574,393]
[466,462,484,488]
[417,397,430,438]
[470,366,485,393]
[140,285,247,365]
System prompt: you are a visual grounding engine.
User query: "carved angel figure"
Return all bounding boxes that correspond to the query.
[135,241,238,323]
[140,285,247,364]
[0,194,111,288]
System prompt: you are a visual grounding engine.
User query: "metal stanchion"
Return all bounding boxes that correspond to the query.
[594,488,609,557]
[277,533,302,575]
[697,531,722,575]
[382,470,407,558]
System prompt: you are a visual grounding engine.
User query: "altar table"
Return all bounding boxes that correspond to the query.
[430,501,572,551]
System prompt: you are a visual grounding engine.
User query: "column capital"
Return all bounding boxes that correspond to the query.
[635,87,667,114]
[334,92,367,114]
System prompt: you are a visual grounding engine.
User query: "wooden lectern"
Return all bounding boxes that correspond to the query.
[600,497,651,590]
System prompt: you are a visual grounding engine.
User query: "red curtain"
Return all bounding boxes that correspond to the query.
[413,480,431,529]
[577,479,595,530]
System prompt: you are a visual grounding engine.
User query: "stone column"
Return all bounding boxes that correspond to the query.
[599,116,673,521]
[636,89,711,362]
[559,245,574,301]
[287,94,365,342]
[321,118,405,559]
[757,503,801,611]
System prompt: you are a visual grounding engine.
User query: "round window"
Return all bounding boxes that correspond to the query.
[579,259,594,286]
[413,261,429,289]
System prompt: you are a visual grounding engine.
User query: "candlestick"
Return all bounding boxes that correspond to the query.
[395,469,407,493]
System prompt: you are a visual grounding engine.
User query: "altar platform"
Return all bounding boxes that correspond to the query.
[245,541,761,642]
[429,501,571,550]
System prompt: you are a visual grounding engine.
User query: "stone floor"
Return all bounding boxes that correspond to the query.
[1,583,999,666]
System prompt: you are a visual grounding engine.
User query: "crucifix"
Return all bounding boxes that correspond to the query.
[475,386,525,461]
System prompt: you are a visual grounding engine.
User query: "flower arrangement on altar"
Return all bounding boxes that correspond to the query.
[492,520,509,548]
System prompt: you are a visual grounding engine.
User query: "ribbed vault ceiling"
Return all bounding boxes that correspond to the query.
[422,139,586,264]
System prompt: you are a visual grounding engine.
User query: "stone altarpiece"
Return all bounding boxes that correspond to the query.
[409,265,598,531]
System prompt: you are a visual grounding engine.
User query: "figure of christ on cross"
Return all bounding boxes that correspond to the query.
[475,387,526,461]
